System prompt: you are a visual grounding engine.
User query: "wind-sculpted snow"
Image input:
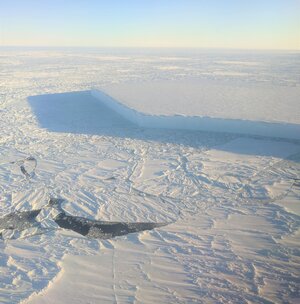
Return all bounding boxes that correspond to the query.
[1,48,300,304]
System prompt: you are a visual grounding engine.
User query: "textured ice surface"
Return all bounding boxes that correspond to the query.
[0,48,300,304]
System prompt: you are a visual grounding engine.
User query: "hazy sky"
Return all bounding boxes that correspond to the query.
[1,0,299,50]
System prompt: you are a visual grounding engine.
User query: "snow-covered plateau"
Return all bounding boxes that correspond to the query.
[0,48,300,303]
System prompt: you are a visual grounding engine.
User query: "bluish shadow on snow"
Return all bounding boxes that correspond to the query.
[28,90,230,149]
[28,91,134,134]
[28,90,300,155]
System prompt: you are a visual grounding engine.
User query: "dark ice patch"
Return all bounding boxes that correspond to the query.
[0,209,42,238]
[10,156,37,179]
[54,212,166,239]
[0,197,167,240]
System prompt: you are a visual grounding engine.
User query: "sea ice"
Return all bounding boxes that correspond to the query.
[0,47,299,304]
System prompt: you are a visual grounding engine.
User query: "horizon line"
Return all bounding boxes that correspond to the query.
[0,45,299,52]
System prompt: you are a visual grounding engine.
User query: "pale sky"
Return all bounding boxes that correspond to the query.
[0,0,299,50]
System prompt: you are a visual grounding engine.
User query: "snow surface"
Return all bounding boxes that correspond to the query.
[0,47,300,304]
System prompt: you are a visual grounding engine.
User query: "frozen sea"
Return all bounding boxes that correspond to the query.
[0,47,300,304]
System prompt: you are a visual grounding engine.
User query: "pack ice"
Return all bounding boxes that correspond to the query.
[0,48,299,304]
